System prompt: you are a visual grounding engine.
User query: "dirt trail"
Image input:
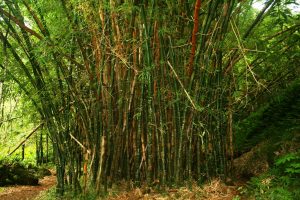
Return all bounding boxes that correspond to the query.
[0,175,56,200]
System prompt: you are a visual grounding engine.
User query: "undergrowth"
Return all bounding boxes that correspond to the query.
[235,80,300,153]
[242,151,300,200]
[0,156,34,168]
[235,80,300,199]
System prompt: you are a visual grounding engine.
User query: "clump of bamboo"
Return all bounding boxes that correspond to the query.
[1,0,277,196]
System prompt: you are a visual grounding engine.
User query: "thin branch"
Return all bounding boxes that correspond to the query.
[0,7,43,40]
[70,133,91,154]
[264,23,300,40]
[22,0,48,36]
[8,123,44,156]
[230,19,267,89]
[167,61,201,111]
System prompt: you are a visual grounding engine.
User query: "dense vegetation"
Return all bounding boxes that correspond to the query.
[234,80,300,199]
[0,0,299,198]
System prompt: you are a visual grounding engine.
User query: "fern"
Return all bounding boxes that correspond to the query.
[275,151,300,176]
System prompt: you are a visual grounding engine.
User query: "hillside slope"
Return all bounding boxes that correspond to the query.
[234,81,300,199]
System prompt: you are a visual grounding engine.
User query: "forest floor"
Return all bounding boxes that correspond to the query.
[0,177,243,200]
[105,178,244,200]
[0,173,56,200]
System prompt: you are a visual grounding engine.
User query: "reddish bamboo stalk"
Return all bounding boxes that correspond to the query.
[187,0,201,77]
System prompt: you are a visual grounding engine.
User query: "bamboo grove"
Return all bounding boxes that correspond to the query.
[0,0,299,196]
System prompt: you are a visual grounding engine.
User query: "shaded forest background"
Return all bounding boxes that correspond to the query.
[0,0,299,197]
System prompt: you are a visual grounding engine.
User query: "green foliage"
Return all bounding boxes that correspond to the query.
[234,79,300,153]
[232,195,241,200]
[244,173,294,200]
[243,151,300,200]
[235,79,300,200]
[234,104,268,151]
[275,151,300,176]
[0,156,33,170]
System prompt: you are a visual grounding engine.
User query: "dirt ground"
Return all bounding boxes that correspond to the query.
[0,174,56,200]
